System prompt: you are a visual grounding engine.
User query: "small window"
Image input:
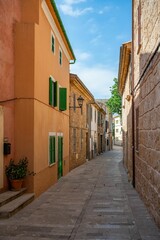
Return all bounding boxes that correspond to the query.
[116,120,119,124]
[95,110,96,123]
[116,129,119,133]
[51,35,55,53]
[49,77,58,107]
[49,134,56,165]
[59,49,62,65]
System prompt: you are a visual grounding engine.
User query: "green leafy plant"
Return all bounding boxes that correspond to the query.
[106,78,122,115]
[5,157,33,180]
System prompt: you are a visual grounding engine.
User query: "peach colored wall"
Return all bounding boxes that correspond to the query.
[14,1,70,196]
[0,0,21,190]
[33,4,70,195]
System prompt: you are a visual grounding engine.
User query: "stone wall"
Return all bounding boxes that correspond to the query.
[69,83,88,171]
[133,0,160,226]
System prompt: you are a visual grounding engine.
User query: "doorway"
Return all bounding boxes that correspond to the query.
[58,136,63,179]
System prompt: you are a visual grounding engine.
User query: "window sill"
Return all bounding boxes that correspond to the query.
[49,162,56,167]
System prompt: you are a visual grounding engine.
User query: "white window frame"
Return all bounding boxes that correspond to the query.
[48,132,57,166]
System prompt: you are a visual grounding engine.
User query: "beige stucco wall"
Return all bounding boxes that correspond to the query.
[133,0,160,226]
[121,66,133,181]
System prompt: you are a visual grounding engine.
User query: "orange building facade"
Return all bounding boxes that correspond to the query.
[0,0,75,196]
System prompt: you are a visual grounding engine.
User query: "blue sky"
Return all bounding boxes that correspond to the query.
[54,0,132,99]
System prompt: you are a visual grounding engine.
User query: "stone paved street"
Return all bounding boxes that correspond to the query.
[0,146,159,240]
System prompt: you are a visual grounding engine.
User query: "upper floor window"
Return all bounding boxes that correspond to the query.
[59,49,62,65]
[49,77,58,107]
[51,33,55,53]
[49,77,67,111]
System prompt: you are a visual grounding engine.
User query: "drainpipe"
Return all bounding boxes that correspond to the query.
[131,0,135,188]
[69,59,76,65]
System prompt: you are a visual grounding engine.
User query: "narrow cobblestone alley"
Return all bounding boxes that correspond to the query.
[0,146,159,240]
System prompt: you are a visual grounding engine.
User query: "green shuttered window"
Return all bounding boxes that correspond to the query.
[49,77,58,107]
[59,49,62,65]
[59,88,67,111]
[49,135,56,165]
[52,36,55,53]
[58,136,63,178]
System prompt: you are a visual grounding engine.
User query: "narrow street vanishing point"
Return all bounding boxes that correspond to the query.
[0,147,159,240]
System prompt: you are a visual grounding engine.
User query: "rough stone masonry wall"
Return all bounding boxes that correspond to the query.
[133,0,160,226]
[69,85,87,171]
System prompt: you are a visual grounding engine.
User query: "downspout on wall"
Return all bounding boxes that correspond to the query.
[131,0,135,188]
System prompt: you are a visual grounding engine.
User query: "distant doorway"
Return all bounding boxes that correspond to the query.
[86,132,89,160]
[58,136,63,179]
[0,106,4,189]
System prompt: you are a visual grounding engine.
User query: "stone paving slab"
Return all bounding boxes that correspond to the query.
[0,146,159,240]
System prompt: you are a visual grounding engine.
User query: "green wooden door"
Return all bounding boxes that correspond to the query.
[58,136,63,179]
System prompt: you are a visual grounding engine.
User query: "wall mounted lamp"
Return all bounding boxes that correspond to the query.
[125,95,131,101]
[69,95,84,109]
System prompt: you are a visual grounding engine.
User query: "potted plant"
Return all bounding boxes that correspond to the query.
[5,157,29,191]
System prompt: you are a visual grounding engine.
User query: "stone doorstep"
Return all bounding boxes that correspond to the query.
[0,193,35,218]
[0,188,27,207]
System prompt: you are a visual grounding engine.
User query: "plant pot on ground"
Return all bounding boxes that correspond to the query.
[5,157,31,191]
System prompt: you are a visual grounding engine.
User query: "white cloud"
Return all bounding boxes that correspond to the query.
[90,35,102,45]
[60,4,92,17]
[75,50,92,61]
[98,6,112,15]
[59,0,93,17]
[70,62,116,99]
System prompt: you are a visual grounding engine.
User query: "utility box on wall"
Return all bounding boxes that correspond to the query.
[4,142,11,155]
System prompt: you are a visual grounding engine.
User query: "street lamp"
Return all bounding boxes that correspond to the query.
[69,95,84,109]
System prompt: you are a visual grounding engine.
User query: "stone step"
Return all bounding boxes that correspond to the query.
[0,188,27,207]
[0,193,35,218]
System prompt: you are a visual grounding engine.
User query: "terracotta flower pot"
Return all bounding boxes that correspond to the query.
[10,179,23,191]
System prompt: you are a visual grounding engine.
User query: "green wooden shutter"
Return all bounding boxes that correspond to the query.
[52,136,56,163]
[49,136,56,165]
[59,88,67,111]
[49,77,53,106]
[58,136,63,178]
[53,81,58,107]
[49,136,53,164]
